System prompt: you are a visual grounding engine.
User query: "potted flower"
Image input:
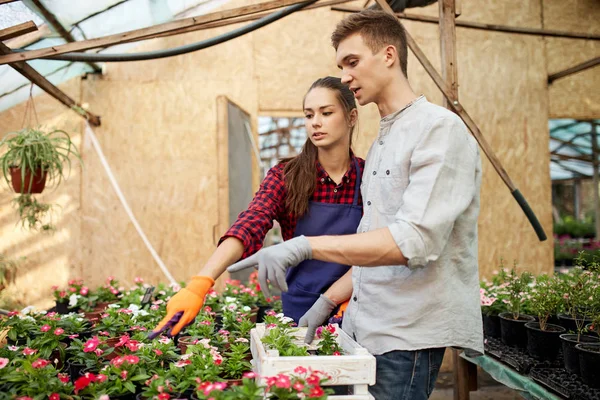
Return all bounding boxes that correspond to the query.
[480,284,506,338]
[30,321,70,368]
[0,312,38,345]
[497,266,535,348]
[217,373,264,400]
[315,325,343,356]
[221,339,252,381]
[557,264,600,375]
[66,337,113,378]
[0,354,74,398]
[139,372,187,400]
[524,275,565,361]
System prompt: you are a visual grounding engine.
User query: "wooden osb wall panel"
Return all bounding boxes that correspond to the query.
[79,6,258,289]
[544,0,600,119]
[0,79,83,310]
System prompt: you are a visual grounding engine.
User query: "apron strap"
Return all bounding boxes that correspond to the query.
[352,158,362,206]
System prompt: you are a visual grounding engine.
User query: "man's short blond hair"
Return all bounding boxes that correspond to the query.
[331,9,408,78]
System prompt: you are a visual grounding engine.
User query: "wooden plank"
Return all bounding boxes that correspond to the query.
[452,349,472,400]
[0,42,101,126]
[438,0,458,108]
[144,0,353,42]
[0,21,37,42]
[0,0,312,65]
[0,0,20,5]
[332,6,600,40]
[548,56,600,83]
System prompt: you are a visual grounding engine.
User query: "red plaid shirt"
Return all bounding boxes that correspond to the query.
[221,155,364,259]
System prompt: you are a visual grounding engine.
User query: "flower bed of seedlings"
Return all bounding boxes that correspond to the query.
[479,257,600,398]
[0,273,347,400]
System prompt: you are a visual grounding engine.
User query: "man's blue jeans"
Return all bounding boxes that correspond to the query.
[368,348,446,400]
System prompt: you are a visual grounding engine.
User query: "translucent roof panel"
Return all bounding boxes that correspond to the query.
[550,119,600,181]
[0,0,228,113]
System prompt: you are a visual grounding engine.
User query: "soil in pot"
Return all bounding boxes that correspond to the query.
[499,312,535,348]
[558,313,593,334]
[585,323,599,338]
[525,322,565,361]
[10,166,47,194]
[560,333,600,375]
[483,314,501,338]
[177,336,199,354]
[576,343,600,389]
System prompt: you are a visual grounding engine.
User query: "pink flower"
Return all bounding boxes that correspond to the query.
[7,311,19,317]
[235,337,249,343]
[0,358,9,369]
[110,288,119,295]
[94,348,103,356]
[40,324,51,332]
[154,349,163,356]
[83,338,99,353]
[98,331,110,336]
[266,323,277,329]
[8,345,18,351]
[111,357,125,367]
[58,373,70,383]
[134,277,144,284]
[68,334,79,339]
[275,374,290,389]
[309,386,325,397]
[96,374,108,383]
[124,355,140,364]
[22,348,37,356]
[243,371,257,379]
[158,394,170,400]
[80,287,89,296]
[174,359,191,368]
[49,393,60,400]
[294,366,307,374]
[59,291,67,298]
[54,328,64,336]
[218,329,230,336]
[115,335,130,347]
[125,340,141,352]
[333,351,341,356]
[150,305,159,310]
[16,397,33,400]
[293,382,304,391]
[47,312,57,318]
[99,395,110,400]
[32,359,50,368]
[315,326,324,338]
[120,370,128,380]
[69,287,77,293]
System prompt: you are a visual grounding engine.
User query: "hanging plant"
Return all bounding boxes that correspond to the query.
[0,127,81,194]
[12,194,55,232]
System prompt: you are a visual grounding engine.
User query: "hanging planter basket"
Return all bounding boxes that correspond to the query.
[9,166,47,194]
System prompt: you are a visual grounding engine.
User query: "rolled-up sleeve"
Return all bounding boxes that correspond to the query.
[387,115,479,268]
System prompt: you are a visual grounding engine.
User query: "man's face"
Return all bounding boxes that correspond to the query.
[336,33,386,106]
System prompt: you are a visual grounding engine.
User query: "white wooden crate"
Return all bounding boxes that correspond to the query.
[250,323,376,400]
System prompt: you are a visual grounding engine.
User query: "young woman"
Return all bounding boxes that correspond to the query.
[151,76,364,337]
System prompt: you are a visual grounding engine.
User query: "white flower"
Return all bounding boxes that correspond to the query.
[20,306,36,314]
[225,296,237,304]
[198,338,211,349]
[235,338,249,343]
[69,294,80,307]
[242,306,251,312]
[158,337,171,344]
[108,304,120,309]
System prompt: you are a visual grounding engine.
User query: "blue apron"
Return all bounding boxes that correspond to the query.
[282,158,362,323]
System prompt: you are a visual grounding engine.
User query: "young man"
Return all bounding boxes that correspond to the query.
[228,9,483,400]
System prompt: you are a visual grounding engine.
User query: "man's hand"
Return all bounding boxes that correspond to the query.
[227,236,312,298]
[298,294,337,344]
[148,276,214,338]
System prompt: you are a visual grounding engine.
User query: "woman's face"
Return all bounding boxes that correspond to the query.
[303,87,353,150]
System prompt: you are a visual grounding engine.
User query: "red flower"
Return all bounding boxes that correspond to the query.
[274,374,290,389]
[40,325,51,332]
[125,340,141,352]
[333,351,341,356]
[158,394,170,400]
[124,355,140,364]
[326,324,336,334]
[120,370,128,380]
[96,374,107,383]
[154,349,163,356]
[309,386,325,398]
[293,366,307,375]
[49,393,60,400]
[306,374,320,385]
[293,382,304,391]
[116,335,130,347]
[54,328,64,336]
[74,374,94,393]
[8,311,19,317]
[58,373,70,383]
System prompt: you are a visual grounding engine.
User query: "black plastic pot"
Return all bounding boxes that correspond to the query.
[558,313,592,334]
[256,305,272,323]
[483,314,501,338]
[67,361,87,381]
[576,343,600,389]
[585,323,599,338]
[560,333,600,375]
[136,393,189,400]
[499,312,535,348]
[55,300,77,315]
[525,322,565,361]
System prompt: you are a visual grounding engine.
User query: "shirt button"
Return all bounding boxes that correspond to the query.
[334,189,337,193]
[379,141,384,145]
[367,201,371,205]
[353,296,358,301]
[386,170,390,175]
[372,171,377,175]
[321,178,325,182]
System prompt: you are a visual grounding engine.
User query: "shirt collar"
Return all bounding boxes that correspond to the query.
[380,95,426,129]
[316,151,357,183]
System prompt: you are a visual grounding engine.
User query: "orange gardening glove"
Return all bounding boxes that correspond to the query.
[334,300,349,318]
[149,276,214,338]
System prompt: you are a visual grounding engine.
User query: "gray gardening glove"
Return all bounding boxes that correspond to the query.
[227,236,312,298]
[299,294,337,344]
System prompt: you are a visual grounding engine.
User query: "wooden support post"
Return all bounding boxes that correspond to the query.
[0,21,38,41]
[452,349,477,400]
[591,122,600,240]
[0,0,20,5]
[373,0,547,241]
[0,42,101,126]
[0,0,315,65]
[439,0,458,109]
[548,56,600,83]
